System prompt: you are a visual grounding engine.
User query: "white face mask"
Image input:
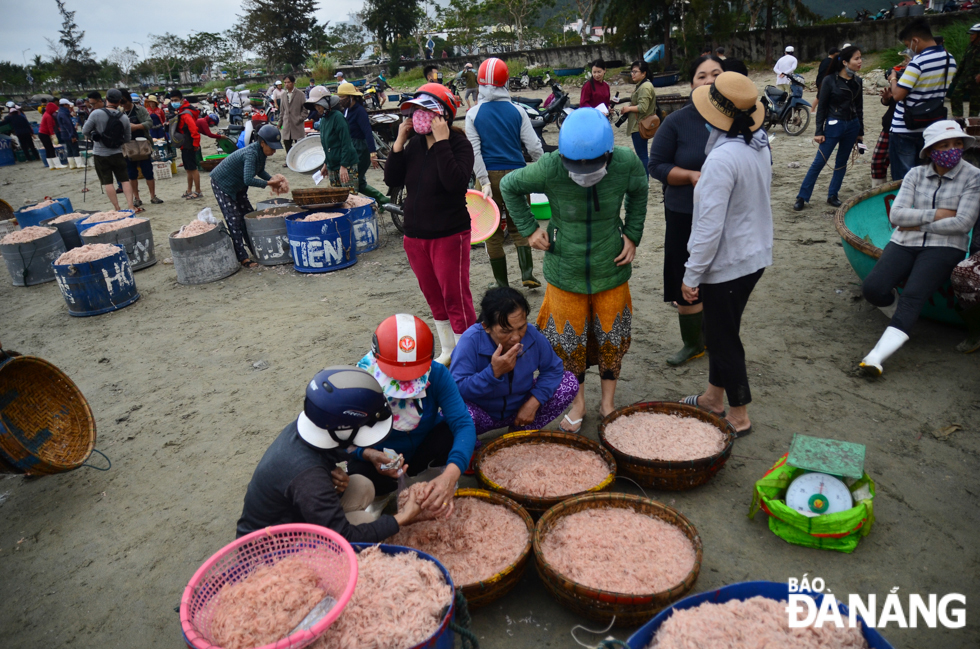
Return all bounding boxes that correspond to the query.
[569,167,608,187]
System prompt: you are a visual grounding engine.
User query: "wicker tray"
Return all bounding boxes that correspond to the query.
[474,430,616,516]
[453,488,535,608]
[597,401,735,490]
[533,493,702,626]
[0,352,95,474]
[292,187,351,207]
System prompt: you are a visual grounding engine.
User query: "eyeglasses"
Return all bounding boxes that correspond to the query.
[630,70,640,75]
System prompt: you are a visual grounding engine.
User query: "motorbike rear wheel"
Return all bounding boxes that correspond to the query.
[782,106,810,136]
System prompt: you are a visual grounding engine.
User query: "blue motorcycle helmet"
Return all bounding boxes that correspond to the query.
[297,366,393,449]
[558,107,615,174]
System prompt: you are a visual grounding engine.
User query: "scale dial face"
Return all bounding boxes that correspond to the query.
[786,472,853,518]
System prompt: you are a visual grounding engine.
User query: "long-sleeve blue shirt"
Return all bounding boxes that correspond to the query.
[55,107,76,143]
[450,323,566,420]
[344,102,375,153]
[353,361,475,475]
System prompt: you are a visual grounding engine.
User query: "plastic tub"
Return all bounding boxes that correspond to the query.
[1,227,66,286]
[75,210,135,236]
[80,218,156,271]
[0,136,14,167]
[627,581,894,649]
[169,225,240,285]
[530,193,551,220]
[52,245,140,316]
[14,198,74,228]
[348,198,379,253]
[244,207,295,266]
[285,211,357,273]
[40,211,91,250]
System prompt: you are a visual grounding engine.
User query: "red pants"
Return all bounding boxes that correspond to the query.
[403,231,476,333]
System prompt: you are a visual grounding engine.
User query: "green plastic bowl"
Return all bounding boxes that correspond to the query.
[530,193,551,220]
[203,154,228,161]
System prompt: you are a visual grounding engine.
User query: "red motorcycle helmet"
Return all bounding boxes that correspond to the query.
[372,314,434,380]
[399,83,461,121]
[478,58,509,87]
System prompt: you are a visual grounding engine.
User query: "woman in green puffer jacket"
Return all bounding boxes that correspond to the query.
[500,108,648,433]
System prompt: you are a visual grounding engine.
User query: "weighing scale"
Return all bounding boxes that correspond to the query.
[784,434,866,518]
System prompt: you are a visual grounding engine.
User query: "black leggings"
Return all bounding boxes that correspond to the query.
[701,269,764,408]
[862,242,964,333]
[346,421,454,495]
[663,207,700,305]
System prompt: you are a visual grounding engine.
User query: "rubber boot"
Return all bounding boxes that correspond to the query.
[667,312,706,366]
[76,157,86,169]
[488,256,509,289]
[433,319,455,366]
[516,245,541,288]
[361,183,390,205]
[956,303,980,353]
[859,326,909,377]
[871,178,885,189]
[67,156,77,169]
[46,158,58,170]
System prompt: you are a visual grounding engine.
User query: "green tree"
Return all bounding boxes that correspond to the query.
[220,29,250,79]
[150,32,187,83]
[330,23,368,65]
[237,0,320,71]
[439,0,482,54]
[52,0,97,87]
[747,0,817,63]
[184,32,226,81]
[486,0,556,51]
[108,47,139,86]
[362,0,422,53]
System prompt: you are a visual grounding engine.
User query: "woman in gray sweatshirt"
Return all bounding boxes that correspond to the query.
[678,72,773,438]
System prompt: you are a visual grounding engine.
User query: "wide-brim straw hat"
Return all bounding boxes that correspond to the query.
[919,120,976,158]
[691,71,765,134]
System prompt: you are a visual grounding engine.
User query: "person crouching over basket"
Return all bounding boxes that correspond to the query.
[348,314,476,518]
[209,123,288,268]
[451,287,579,435]
[304,85,359,190]
[236,366,423,542]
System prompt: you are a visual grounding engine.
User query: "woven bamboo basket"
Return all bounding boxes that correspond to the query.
[0,199,13,221]
[597,401,736,490]
[451,488,535,608]
[199,158,224,172]
[533,493,702,626]
[832,180,901,260]
[474,430,616,516]
[291,187,351,207]
[0,352,95,474]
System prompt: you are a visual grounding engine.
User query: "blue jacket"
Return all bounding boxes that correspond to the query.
[55,106,75,143]
[354,361,475,475]
[344,102,375,153]
[450,323,566,421]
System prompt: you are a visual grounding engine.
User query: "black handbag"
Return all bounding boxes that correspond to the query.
[903,53,950,130]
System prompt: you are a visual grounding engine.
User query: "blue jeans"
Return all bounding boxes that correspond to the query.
[797,118,861,202]
[889,130,925,181]
[631,132,649,176]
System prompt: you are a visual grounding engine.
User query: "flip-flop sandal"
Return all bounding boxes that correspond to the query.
[680,395,726,418]
[241,259,259,268]
[558,414,583,434]
[180,191,192,198]
[730,424,753,439]
[133,207,146,214]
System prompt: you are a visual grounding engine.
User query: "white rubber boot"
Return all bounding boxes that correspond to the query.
[433,320,455,366]
[76,157,86,169]
[859,326,909,377]
[66,156,76,169]
[54,157,67,169]
[871,178,885,188]
[46,158,58,170]
[879,288,899,318]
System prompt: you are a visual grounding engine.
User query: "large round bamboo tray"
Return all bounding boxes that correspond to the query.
[474,430,616,516]
[291,187,351,207]
[598,401,735,490]
[0,353,95,474]
[452,488,534,608]
[533,493,702,626]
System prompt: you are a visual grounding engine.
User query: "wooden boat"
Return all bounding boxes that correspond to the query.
[652,72,680,87]
[834,180,964,326]
[554,67,585,77]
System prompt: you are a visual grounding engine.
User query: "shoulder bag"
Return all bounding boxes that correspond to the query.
[903,53,950,131]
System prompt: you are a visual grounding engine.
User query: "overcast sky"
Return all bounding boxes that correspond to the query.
[0,0,366,65]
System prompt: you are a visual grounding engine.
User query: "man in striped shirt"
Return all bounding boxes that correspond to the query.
[888,19,957,180]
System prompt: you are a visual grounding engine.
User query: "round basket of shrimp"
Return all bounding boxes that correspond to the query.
[598,401,736,491]
[473,430,617,516]
[389,487,535,609]
[533,493,702,627]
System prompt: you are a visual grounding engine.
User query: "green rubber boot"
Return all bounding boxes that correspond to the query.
[488,256,509,289]
[361,184,390,205]
[956,303,980,353]
[667,311,706,366]
[516,245,541,288]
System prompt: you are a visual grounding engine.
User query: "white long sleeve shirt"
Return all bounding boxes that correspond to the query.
[774,55,798,85]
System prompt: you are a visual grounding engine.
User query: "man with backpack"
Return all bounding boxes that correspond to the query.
[169,89,203,199]
[83,89,137,212]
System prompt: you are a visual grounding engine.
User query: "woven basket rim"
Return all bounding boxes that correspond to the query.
[597,401,735,470]
[453,488,534,590]
[474,430,617,507]
[833,180,901,260]
[533,493,703,600]
[0,355,96,470]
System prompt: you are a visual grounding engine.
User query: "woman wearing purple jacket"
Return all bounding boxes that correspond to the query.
[450,288,578,434]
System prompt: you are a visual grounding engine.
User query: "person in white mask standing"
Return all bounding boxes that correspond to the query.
[498,108,647,433]
[774,45,798,92]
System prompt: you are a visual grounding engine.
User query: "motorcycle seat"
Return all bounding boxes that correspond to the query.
[766,86,787,101]
[515,97,543,109]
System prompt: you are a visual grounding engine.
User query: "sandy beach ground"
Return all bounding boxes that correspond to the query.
[0,71,978,649]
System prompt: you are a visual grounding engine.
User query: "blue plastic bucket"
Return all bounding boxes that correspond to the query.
[75,210,135,236]
[348,199,379,253]
[284,211,357,273]
[54,145,68,167]
[14,198,73,228]
[52,245,140,317]
[350,544,455,649]
[0,136,14,167]
[627,581,894,649]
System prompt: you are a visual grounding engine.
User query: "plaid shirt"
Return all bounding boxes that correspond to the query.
[889,159,980,252]
[209,142,272,196]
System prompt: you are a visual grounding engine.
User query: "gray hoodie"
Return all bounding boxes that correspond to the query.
[683,128,773,287]
[81,106,131,156]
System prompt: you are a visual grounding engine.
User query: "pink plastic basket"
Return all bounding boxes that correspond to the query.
[466,189,501,244]
[180,524,358,649]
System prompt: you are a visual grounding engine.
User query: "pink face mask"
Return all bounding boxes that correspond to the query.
[412,109,436,134]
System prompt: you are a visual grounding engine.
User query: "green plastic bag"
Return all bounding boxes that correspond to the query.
[748,453,875,554]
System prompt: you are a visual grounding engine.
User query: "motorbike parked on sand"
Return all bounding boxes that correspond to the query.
[762,73,811,136]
